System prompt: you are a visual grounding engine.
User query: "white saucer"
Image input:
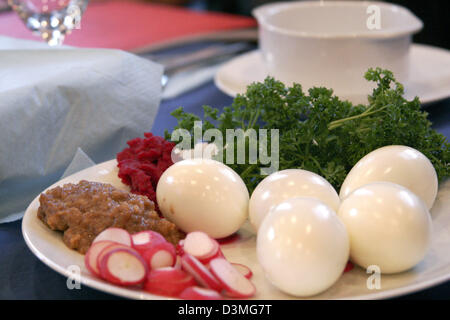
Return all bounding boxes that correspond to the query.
[215,44,450,106]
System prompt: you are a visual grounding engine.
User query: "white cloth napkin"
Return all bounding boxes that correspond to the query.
[0,36,164,223]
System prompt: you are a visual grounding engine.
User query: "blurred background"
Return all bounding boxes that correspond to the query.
[0,0,448,50]
[143,0,449,49]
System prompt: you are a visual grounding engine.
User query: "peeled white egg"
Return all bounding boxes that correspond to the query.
[156,159,249,238]
[171,142,219,163]
[340,145,438,209]
[257,197,349,297]
[249,169,340,231]
[338,182,432,274]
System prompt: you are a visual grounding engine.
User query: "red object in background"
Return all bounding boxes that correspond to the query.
[0,0,256,51]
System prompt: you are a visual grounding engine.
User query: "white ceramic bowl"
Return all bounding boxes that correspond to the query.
[253,1,423,103]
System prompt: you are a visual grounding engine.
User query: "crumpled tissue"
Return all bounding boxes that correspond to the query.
[0,36,163,223]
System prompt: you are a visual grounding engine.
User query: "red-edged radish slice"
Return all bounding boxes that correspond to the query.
[181,254,222,291]
[183,232,218,256]
[145,267,196,297]
[85,241,115,277]
[131,231,166,254]
[99,248,148,286]
[179,286,223,300]
[93,228,132,247]
[96,243,132,274]
[176,237,222,264]
[210,258,256,298]
[141,242,176,269]
[231,263,253,279]
[198,247,225,265]
[174,256,182,270]
[183,231,219,260]
[176,240,185,256]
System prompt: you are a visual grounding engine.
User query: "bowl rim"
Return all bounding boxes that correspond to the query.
[252,0,423,39]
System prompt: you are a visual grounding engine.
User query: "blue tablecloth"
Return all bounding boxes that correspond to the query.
[0,81,449,300]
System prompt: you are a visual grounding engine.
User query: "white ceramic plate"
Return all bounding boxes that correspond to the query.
[22,160,450,300]
[215,44,450,106]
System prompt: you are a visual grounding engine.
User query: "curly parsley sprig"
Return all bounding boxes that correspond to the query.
[165,68,450,193]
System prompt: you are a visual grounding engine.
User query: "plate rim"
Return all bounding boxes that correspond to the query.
[214,43,450,106]
[22,159,450,300]
[21,159,175,301]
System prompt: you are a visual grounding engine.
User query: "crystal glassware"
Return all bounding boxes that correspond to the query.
[8,0,89,46]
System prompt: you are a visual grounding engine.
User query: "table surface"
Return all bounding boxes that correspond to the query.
[1,80,449,300]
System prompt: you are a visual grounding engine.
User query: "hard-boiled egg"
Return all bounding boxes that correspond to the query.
[156,159,249,238]
[340,145,438,209]
[338,182,432,274]
[257,197,349,297]
[249,169,340,231]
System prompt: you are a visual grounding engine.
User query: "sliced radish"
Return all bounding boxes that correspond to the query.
[177,236,223,264]
[141,242,176,269]
[176,240,185,256]
[131,230,166,255]
[231,263,253,279]
[179,286,223,300]
[145,267,196,297]
[99,248,148,286]
[93,228,132,247]
[183,231,219,260]
[210,258,255,298]
[198,247,225,265]
[96,243,132,273]
[85,240,115,277]
[174,256,182,270]
[181,254,222,291]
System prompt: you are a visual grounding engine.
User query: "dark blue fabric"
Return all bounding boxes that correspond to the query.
[1,81,449,299]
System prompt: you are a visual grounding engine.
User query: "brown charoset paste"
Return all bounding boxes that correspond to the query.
[37,180,184,254]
